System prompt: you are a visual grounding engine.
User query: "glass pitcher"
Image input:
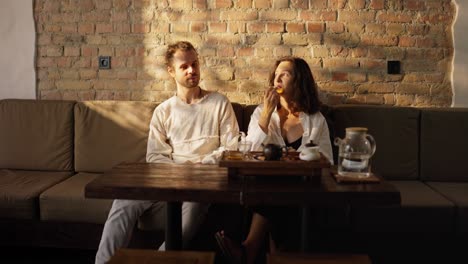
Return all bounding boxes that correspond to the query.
[334,127,376,178]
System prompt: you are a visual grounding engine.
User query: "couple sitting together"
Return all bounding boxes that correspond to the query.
[94,40,333,264]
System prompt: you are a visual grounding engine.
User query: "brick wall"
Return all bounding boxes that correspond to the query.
[34,0,455,106]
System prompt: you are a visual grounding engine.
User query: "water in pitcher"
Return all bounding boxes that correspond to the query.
[335,127,376,178]
[338,152,372,178]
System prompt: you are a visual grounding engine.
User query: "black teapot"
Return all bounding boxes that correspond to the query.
[262,143,286,161]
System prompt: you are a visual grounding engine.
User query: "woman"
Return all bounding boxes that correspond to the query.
[215,57,333,264]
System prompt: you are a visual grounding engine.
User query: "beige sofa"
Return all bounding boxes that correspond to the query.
[1,99,467,256]
[0,99,159,249]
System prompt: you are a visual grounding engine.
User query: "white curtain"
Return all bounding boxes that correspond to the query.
[453,1,468,107]
[0,0,36,99]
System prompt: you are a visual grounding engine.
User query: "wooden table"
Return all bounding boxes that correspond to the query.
[267,253,371,264]
[108,248,215,264]
[85,162,400,251]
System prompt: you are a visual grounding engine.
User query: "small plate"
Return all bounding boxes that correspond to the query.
[253,155,265,161]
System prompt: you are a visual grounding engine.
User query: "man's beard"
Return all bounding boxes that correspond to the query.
[185,76,199,88]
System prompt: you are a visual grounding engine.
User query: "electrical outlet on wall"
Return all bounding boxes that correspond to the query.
[387,60,400,75]
[99,56,111,69]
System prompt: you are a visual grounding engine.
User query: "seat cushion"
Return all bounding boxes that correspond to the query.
[351,181,455,233]
[420,108,468,181]
[0,169,71,220]
[0,99,75,171]
[74,101,157,173]
[331,105,420,180]
[40,172,113,224]
[426,182,468,234]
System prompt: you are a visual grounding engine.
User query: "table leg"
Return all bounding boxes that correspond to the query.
[166,201,182,250]
[300,205,311,252]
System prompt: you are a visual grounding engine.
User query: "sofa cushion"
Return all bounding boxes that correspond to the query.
[74,101,157,173]
[425,182,468,234]
[351,181,455,233]
[0,169,71,220]
[0,99,74,171]
[40,172,113,224]
[331,105,420,180]
[420,108,468,181]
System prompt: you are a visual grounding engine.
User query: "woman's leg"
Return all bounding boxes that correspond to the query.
[242,212,270,264]
[217,212,270,264]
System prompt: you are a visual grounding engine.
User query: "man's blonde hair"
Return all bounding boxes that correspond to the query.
[165,41,197,68]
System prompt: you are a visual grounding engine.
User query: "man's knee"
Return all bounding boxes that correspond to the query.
[182,202,209,217]
[109,200,153,220]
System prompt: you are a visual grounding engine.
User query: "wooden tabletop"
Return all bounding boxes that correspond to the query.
[85,162,401,207]
[108,249,215,264]
[85,162,242,204]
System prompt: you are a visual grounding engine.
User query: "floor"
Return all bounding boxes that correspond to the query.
[1,230,466,264]
[0,246,96,264]
[1,243,465,264]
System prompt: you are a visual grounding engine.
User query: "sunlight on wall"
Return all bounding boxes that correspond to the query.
[142,5,246,104]
[137,1,456,107]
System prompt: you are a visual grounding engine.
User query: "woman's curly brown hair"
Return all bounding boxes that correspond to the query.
[268,56,322,114]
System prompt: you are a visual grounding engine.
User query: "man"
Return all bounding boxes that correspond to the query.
[95,41,239,264]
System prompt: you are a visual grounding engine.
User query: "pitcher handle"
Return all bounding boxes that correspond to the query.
[366,134,376,156]
[333,137,342,146]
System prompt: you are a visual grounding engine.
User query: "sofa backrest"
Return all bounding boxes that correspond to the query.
[5,99,463,182]
[0,99,74,171]
[242,105,257,133]
[420,108,468,182]
[231,103,244,132]
[74,101,157,173]
[330,105,420,180]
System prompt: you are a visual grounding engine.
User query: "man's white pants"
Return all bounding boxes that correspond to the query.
[95,199,209,264]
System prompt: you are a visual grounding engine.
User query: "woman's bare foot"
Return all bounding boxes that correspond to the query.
[215,230,244,264]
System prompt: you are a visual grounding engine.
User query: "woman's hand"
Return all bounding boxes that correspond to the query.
[258,87,279,133]
[263,87,279,115]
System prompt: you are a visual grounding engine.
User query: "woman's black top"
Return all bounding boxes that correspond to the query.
[285,136,302,150]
